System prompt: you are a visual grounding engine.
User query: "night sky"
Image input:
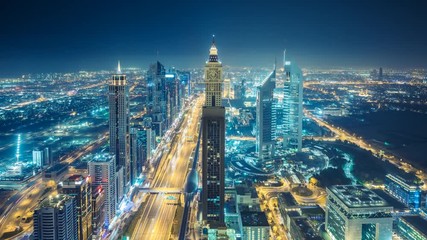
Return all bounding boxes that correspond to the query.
[0,0,426,76]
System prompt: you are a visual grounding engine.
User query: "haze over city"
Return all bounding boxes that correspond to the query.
[1,0,427,76]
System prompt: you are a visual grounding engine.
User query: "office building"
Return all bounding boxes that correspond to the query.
[223,78,231,98]
[397,216,427,240]
[385,174,421,209]
[137,117,155,165]
[177,70,191,97]
[283,52,303,152]
[108,61,130,196]
[44,147,53,165]
[33,148,44,168]
[326,185,393,240]
[32,147,53,168]
[241,211,270,240]
[379,67,383,81]
[202,36,226,224]
[58,175,92,240]
[129,127,138,185]
[256,66,276,162]
[146,61,167,137]
[33,194,78,240]
[88,154,116,225]
[165,69,180,124]
[91,186,105,237]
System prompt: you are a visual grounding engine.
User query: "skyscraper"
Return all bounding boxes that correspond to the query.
[108,61,130,197]
[326,185,393,240]
[58,175,92,240]
[202,36,226,224]
[33,194,78,240]
[283,52,303,152]
[146,61,167,138]
[88,154,116,225]
[33,148,44,168]
[129,127,138,186]
[256,66,276,162]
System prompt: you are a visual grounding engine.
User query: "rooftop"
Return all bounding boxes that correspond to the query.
[401,216,427,236]
[328,185,389,208]
[38,194,73,209]
[241,211,269,227]
[371,189,408,211]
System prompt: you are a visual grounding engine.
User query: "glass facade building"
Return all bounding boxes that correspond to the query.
[326,185,393,240]
[397,216,427,240]
[282,54,303,152]
[256,67,276,162]
[385,174,421,209]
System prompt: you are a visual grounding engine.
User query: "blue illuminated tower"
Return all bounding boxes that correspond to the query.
[282,51,303,152]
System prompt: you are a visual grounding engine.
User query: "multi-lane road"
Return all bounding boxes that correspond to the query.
[130,96,203,240]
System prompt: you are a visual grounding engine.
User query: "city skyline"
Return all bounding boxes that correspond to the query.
[1,1,427,240]
[1,0,427,76]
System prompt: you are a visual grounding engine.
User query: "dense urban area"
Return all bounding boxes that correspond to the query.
[0,38,427,240]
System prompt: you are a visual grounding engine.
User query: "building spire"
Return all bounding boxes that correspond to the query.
[283,49,286,66]
[208,35,219,62]
[117,60,121,74]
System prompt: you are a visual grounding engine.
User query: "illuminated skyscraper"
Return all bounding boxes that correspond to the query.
[33,194,78,240]
[256,65,276,162]
[58,175,92,240]
[108,61,130,196]
[146,61,167,138]
[283,52,303,152]
[202,36,225,224]
[88,154,116,225]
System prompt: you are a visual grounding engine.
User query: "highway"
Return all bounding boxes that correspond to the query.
[0,136,103,239]
[130,96,203,240]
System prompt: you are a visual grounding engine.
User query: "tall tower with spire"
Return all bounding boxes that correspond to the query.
[108,61,130,200]
[202,36,225,225]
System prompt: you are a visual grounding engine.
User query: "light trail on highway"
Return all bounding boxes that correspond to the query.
[129,96,203,240]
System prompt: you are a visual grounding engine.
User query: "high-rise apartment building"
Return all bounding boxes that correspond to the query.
[202,36,225,224]
[283,52,303,152]
[326,185,393,240]
[58,175,92,240]
[256,66,276,162]
[88,154,116,225]
[33,194,78,240]
[108,61,130,196]
[32,147,53,168]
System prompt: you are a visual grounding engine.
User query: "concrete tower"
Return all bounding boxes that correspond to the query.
[202,36,226,224]
[108,61,130,197]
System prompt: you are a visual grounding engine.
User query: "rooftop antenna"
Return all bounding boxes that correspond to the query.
[117,60,121,73]
[283,49,286,66]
